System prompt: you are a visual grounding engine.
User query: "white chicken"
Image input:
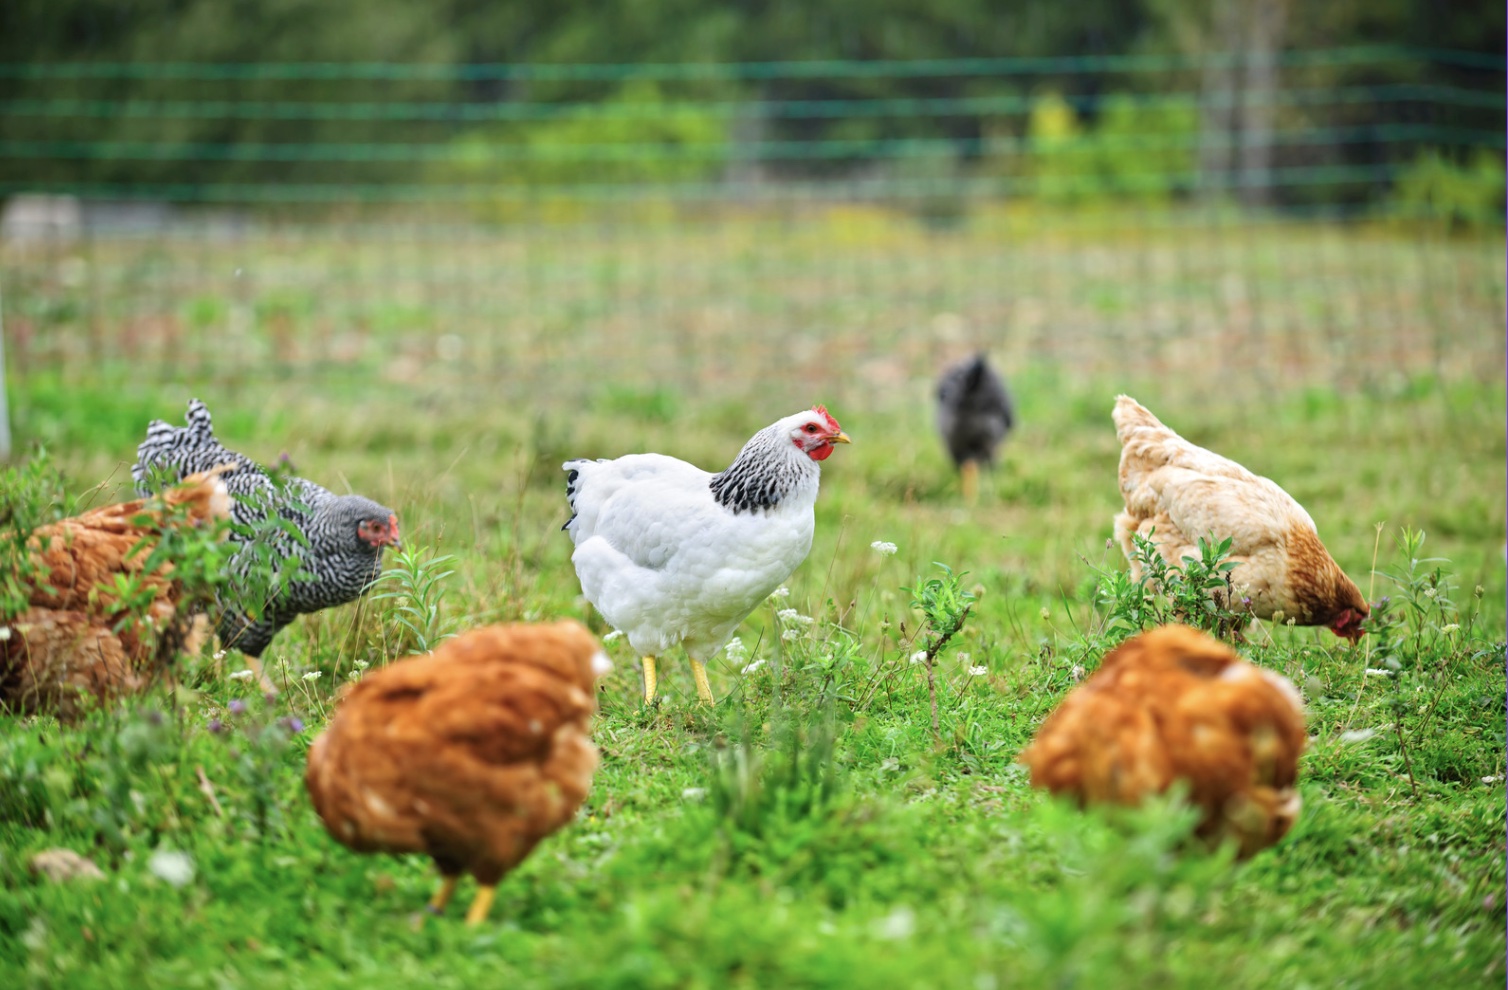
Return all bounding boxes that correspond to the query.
[563,406,850,704]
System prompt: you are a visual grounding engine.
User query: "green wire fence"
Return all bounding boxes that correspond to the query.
[0,47,1501,412]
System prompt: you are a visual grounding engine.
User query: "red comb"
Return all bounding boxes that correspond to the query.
[811,404,841,432]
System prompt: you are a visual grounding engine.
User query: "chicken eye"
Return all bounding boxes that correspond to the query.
[804,424,818,433]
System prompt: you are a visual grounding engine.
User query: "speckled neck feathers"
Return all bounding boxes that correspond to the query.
[709,425,820,515]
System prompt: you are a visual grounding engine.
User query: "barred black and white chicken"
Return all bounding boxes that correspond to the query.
[935,353,1014,505]
[133,400,400,677]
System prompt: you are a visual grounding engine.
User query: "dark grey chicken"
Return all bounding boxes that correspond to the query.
[133,399,400,682]
[935,353,1014,504]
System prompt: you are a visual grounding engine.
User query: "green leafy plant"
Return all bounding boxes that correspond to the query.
[1094,532,1252,642]
[907,563,976,743]
[372,545,458,657]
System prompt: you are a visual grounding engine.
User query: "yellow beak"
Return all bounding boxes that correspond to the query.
[829,431,852,444]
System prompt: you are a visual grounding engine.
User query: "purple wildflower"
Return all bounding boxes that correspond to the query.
[207,719,224,734]
[282,716,305,733]
[228,699,247,715]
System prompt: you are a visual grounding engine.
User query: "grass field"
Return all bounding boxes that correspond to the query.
[1,213,1505,988]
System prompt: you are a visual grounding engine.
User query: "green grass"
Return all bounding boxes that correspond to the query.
[0,217,1504,988]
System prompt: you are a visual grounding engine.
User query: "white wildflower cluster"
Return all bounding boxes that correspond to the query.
[1423,587,1438,599]
[782,629,800,641]
[147,850,195,889]
[769,586,790,600]
[777,608,814,626]
[909,651,928,665]
[871,541,898,557]
[724,636,747,661]
[353,659,370,671]
[229,669,256,682]
[968,666,988,677]
[1440,623,1461,635]
[211,650,224,660]
[742,658,767,675]
[602,629,624,643]
[302,671,322,682]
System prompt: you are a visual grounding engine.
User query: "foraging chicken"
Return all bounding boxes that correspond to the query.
[133,399,401,673]
[305,621,611,926]
[1113,395,1368,641]
[1021,624,1306,858]
[1,470,230,718]
[563,406,850,705]
[936,353,1014,504]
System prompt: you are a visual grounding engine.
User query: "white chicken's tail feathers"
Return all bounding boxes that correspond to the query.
[561,458,607,534]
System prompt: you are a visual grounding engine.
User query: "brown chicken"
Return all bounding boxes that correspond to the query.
[1113,395,1369,641]
[1021,624,1307,858]
[305,620,612,925]
[1,469,230,718]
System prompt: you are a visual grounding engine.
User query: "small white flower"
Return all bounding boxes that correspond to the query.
[1440,623,1460,634]
[968,666,988,677]
[353,659,370,670]
[229,669,255,682]
[302,671,322,682]
[741,658,766,675]
[681,787,706,801]
[211,650,224,660]
[1423,587,1437,599]
[724,637,747,661]
[909,651,928,665]
[871,541,898,557]
[956,652,970,664]
[769,587,790,600]
[147,850,195,888]
[347,670,362,682]
[1364,668,1392,677]
[0,627,10,641]
[777,608,800,621]
[781,629,799,641]
[1482,775,1503,785]
[602,630,624,643]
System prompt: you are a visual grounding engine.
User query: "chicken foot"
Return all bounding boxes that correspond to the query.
[689,659,715,706]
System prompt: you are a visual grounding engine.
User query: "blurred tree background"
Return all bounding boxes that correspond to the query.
[0,0,1500,215]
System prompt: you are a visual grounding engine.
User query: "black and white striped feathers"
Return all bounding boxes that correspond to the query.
[133,399,400,658]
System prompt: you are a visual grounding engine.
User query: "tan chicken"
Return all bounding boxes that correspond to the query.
[1,469,231,718]
[1113,395,1368,641]
[305,621,612,925]
[1021,624,1307,858]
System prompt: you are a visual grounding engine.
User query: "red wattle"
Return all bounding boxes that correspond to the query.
[809,443,835,462]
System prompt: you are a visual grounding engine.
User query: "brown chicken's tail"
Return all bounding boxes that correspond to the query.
[1111,395,1170,445]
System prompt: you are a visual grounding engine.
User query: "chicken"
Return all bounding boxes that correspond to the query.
[305,621,612,926]
[563,406,850,705]
[1,470,230,718]
[1021,624,1307,858]
[1112,395,1368,641]
[133,399,401,678]
[936,353,1014,505]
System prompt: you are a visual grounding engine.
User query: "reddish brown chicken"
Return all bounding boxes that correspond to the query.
[1113,395,1369,641]
[305,621,612,925]
[1,469,230,719]
[1021,624,1307,858]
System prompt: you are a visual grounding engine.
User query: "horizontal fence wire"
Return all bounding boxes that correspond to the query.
[0,47,1502,416]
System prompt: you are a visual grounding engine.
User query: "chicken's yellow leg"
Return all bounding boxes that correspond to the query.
[690,659,716,705]
[960,460,980,507]
[464,884,497,926]
[427,875,459,915]
[642,655,658,704]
